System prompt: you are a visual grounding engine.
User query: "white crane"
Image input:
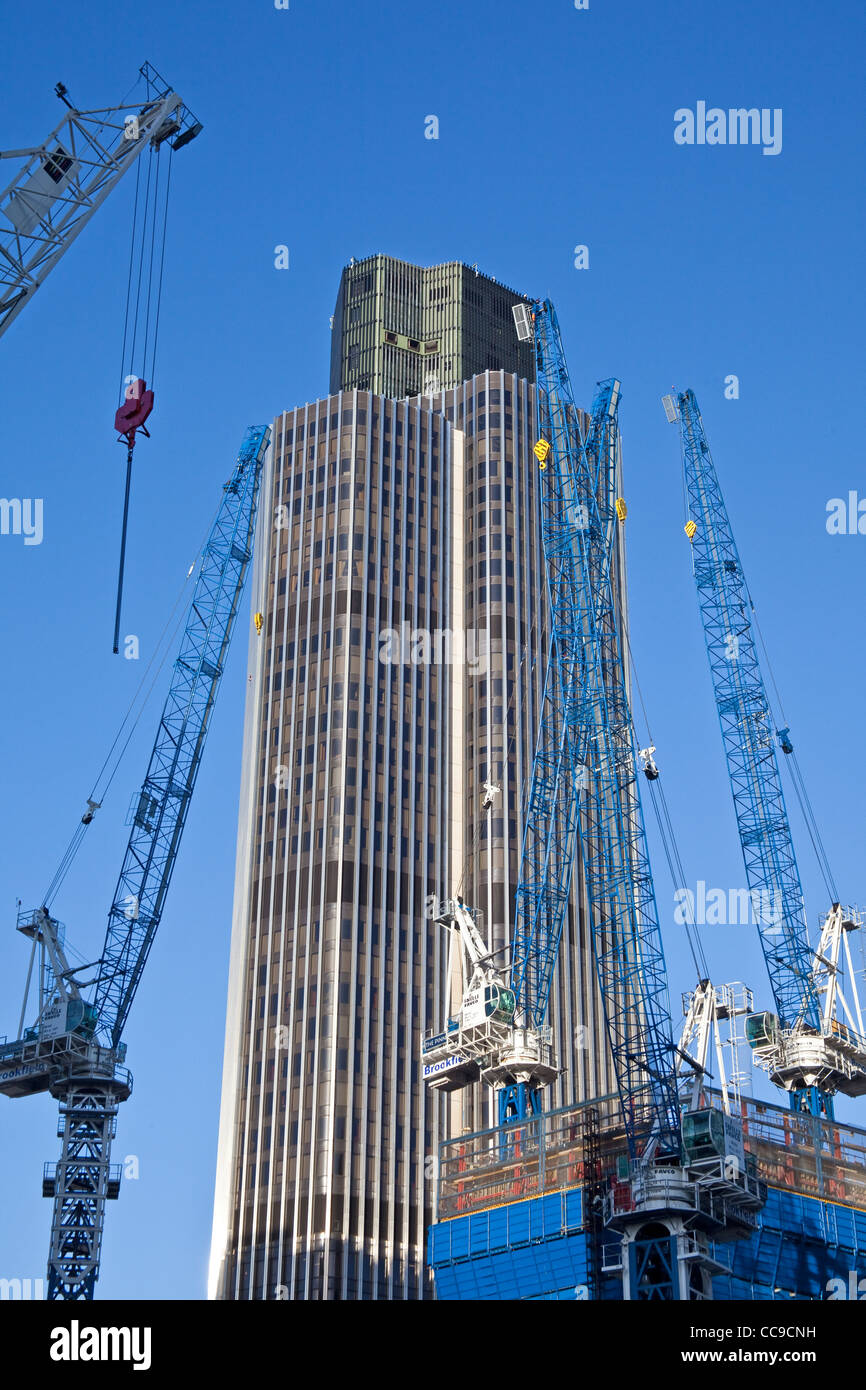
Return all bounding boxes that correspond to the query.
[0,62,200,339]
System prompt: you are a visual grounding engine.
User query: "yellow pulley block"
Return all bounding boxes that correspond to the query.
[615,497,627,522]
[254,612,264,634]
[684,520,697,542]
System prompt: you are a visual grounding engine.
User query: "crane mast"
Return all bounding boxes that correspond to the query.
[667,389,866,1110]
[0,426,270,1298]
[0,62,200,340]
[425,312,765,1296]
[519,304,680,1156]
[422,333,626,1117]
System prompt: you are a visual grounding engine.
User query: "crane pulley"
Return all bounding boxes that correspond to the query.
[109,65,202,652]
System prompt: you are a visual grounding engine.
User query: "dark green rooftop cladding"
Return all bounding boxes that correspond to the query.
[330,253,535,399]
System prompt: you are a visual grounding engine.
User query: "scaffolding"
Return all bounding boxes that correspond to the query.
[435,1090,866,1222]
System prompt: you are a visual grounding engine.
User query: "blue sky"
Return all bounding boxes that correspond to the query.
[0,0,863,1298]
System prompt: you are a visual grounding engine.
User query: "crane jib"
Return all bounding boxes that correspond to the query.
[93,425,270,1046]
[676,388,820,1040]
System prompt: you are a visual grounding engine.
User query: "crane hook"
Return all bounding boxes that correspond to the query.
[112,378,155,655]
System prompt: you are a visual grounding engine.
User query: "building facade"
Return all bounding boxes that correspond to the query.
[210,389,455,1300]
[210,260,625,1300]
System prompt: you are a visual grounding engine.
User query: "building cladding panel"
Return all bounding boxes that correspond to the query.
[329,254,536,399]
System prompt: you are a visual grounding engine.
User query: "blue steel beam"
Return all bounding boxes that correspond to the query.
[577,378,680,1159]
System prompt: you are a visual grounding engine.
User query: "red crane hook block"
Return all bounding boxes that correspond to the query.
[114,377,154,442]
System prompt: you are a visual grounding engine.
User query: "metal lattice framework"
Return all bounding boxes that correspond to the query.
[578,376,680,1159]
[676,389,820,1040]
[0,62,200,339]
[94,426,270,1045]
[507,326,591,1028]
[45,1076,128,1300]
[509,301,680,1158]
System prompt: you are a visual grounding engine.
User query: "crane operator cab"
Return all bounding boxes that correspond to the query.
[482,984,515,1024]
[745,1012,781,1051]
[682,1108,747,1168]
[462,982,516,1030]
[39,997,99,1044]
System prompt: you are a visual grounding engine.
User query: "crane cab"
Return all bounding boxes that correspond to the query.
[681,1108,745,1166]
[462,982,515,1030]
[482,984,515,1024]
[39,998,98,1043]
[745,1012,780,1051]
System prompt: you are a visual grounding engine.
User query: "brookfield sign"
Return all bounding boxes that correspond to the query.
[423,1055,468,1079]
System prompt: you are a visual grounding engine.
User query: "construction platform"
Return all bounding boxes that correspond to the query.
[428,1091,866,1300]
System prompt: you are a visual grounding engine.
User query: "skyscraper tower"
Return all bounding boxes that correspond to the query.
[210,259,622,1301]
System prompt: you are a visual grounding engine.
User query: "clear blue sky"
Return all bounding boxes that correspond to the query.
[0,0,863,1299]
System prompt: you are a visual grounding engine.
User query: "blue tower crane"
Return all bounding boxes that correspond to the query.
[503,303,681,1157]
[420,354,633,1116]
[667,388,866,1112]
[0,425,270,1298]
[423,311,765,1296]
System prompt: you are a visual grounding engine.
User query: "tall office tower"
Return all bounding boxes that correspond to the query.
[211,390,456,1301]
[210,261,624,1301]
[329,254,535,398]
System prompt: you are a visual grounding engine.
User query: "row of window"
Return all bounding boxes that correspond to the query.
[466,558,514,581]
[282,409,444,447]
[286,465,437,496]
[467,586,515,608]
[468,483,512,506]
